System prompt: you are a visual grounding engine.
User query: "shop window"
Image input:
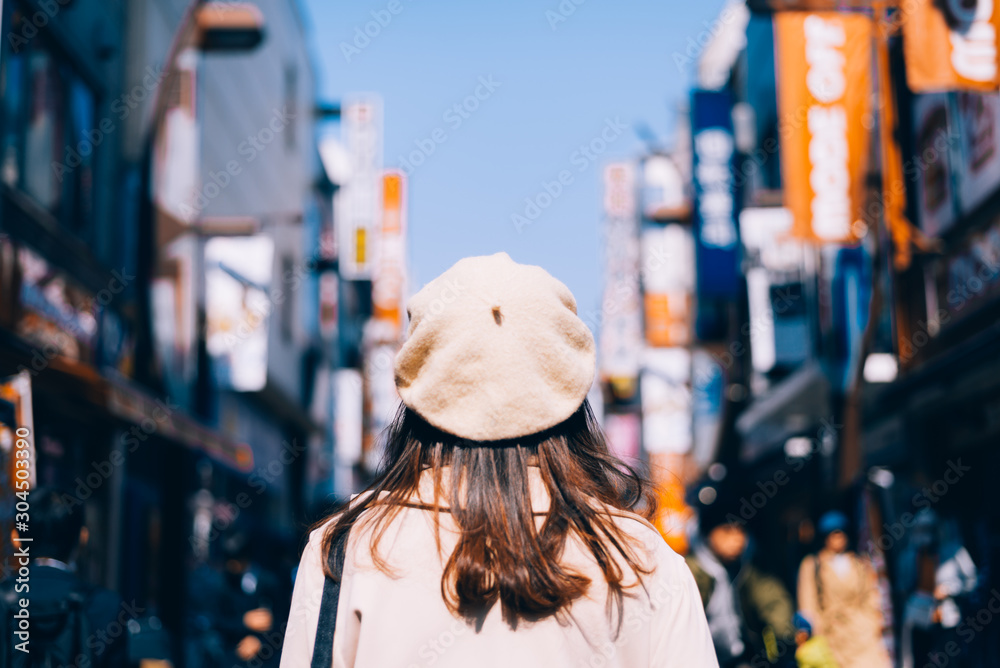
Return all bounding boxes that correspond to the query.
[66,78,96,233]
[1,5,98,238]
[1,45,25,188]
[771,281,810,372]
[23,47,66,211]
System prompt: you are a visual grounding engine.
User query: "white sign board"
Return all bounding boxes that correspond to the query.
[600,163,642,381]
[338,97,383,279]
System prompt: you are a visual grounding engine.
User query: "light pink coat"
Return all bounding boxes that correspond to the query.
[280,470,717,668]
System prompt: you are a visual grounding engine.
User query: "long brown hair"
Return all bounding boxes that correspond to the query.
[318,400,658,629]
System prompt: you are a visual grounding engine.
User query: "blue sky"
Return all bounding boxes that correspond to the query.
[301,0,728,321]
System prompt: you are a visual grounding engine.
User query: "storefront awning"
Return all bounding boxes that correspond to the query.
[736,361,831,464]
[0,329,253,473]
[103,372,254,473]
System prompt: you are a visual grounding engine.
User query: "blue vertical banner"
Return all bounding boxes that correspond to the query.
[691,90,741,341]
[831,245,870,391]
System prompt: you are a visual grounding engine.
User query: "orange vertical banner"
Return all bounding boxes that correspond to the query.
[372,170,407,336]
[902,0,1000,92]
[775,12,873,243]
[643,293,691,347]
[648,452,692,555]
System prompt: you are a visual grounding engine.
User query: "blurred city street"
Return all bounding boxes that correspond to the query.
[1,0,1000,666]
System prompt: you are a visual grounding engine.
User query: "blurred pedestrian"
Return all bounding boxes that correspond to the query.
[685,498,796,667]
[897,509,979,668]
[280,253,717,667]
[185,529,279,668]
[792,612,838,668]
[0,487,128,668]
[796,511,891,668]
[220,532,281,667]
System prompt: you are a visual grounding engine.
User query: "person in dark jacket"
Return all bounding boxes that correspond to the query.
[184,529,281,668]
[0,487,129,668]
[686,493,796,668]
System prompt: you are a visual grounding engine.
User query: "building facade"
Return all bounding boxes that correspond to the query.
[0,0,333,663]
[667,4,1000,664]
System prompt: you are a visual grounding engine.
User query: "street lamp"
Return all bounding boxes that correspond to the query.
[195,4,266,52]
[134,1,265,388]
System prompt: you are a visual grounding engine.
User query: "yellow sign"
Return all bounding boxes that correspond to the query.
[355,228,367,265]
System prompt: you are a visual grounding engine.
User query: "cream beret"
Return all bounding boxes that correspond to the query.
[394,252,596,441]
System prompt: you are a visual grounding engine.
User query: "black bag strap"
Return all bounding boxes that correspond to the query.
[310,527,350,668]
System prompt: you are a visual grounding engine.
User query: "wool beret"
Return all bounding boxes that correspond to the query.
[394,252,596,441]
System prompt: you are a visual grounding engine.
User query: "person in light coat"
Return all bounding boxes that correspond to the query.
[797,511,891,668]
[280,253,717,667]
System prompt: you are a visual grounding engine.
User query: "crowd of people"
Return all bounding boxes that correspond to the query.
[0,487,289,668]
[686,506,887,668]
[0,255,987,668]
[685,496,983,668]
[0,476,986,668]
[0,482,985,668]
